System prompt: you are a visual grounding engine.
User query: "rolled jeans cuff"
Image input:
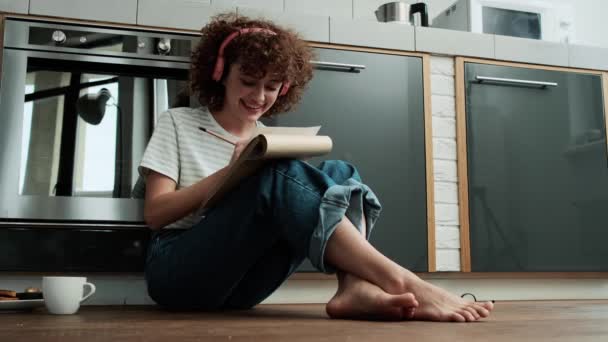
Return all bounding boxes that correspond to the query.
[308,178,382,274]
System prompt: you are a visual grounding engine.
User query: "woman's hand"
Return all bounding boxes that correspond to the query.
[229,138,252,165]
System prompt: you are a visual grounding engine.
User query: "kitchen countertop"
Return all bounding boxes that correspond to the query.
[1,9,607,72]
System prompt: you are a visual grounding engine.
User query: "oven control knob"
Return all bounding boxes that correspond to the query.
[51,30,67,44]
[157,38,171,55]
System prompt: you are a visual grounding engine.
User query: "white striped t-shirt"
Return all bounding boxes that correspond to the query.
[135,106,260,229]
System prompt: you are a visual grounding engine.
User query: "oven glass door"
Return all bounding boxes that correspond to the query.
[0,50,191,222]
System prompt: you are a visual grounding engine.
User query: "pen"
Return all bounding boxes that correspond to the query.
[198,126,236,145]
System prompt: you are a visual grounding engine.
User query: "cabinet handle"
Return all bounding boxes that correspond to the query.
[310,60,366,71]
[475,76,558,88]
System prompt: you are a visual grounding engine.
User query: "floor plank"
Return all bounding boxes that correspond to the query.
[1,301,608,341]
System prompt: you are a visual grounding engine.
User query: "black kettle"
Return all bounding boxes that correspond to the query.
[375,1,429,27]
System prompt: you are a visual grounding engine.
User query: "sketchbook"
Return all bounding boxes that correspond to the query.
[201,126,333,209]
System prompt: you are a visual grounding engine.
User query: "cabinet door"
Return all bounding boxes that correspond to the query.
[29,0,137,24]
[464,62,608,271]
[267,48,429,272]
[0,0,28,14]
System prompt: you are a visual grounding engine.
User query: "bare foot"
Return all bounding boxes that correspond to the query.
[401,271,494,322]
[326,273,418,321]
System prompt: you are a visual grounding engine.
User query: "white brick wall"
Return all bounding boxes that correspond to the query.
[430,56,461,271]
[434,159,458,182]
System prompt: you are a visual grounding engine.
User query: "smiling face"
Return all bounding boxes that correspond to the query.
[221,62,284,124]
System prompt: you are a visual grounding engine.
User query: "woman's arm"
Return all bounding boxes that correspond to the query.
[143,167,230,230]
[143,138,249,230]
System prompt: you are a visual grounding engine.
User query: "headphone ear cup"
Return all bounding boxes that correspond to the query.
[279,82,290,96]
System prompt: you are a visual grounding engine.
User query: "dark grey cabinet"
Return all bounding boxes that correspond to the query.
[464,62,608,271]
[266,47,430,272]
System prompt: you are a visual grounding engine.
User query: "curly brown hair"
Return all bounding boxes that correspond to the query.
[190,13,315,117]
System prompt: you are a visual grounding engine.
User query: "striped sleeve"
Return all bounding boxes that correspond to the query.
[139,111,180,183]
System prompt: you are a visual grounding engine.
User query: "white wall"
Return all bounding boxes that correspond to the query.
[553,0,608,47]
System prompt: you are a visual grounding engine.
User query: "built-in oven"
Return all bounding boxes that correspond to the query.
[0,18,198,271]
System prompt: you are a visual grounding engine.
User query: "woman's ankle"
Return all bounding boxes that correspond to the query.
[382,268,421,294]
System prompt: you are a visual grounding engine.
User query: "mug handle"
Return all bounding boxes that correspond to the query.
[80,282,96,303]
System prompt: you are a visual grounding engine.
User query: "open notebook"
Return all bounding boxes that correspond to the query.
[201,126,333,209]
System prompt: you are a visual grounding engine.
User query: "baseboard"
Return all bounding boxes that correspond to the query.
[2,274,607,305]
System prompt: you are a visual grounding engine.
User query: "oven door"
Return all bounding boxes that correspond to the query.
[0,49,190,223]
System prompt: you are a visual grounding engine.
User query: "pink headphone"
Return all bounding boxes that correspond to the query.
[212,27,290,96]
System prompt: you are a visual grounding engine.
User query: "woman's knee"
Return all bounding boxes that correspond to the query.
[317,160,361,183]
[320,159,355,168]
[267,159,357,180]
[272,158,308,171]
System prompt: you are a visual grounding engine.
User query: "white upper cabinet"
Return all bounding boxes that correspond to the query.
[237,7,329,43]
[214,0,282,12]
[330,17,413,50]
[29,0,137,24]
[0,0,29,14]
[137,0,235,31]
[285,0,352,17]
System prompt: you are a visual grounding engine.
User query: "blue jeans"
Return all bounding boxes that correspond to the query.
[144,160,381,310]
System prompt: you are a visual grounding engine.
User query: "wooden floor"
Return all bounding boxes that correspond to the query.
[2,300,608,341]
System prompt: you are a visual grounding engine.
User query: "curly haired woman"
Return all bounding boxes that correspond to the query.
[139,13,493,322]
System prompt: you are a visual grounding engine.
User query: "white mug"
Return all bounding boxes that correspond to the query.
[42,276,96,315]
